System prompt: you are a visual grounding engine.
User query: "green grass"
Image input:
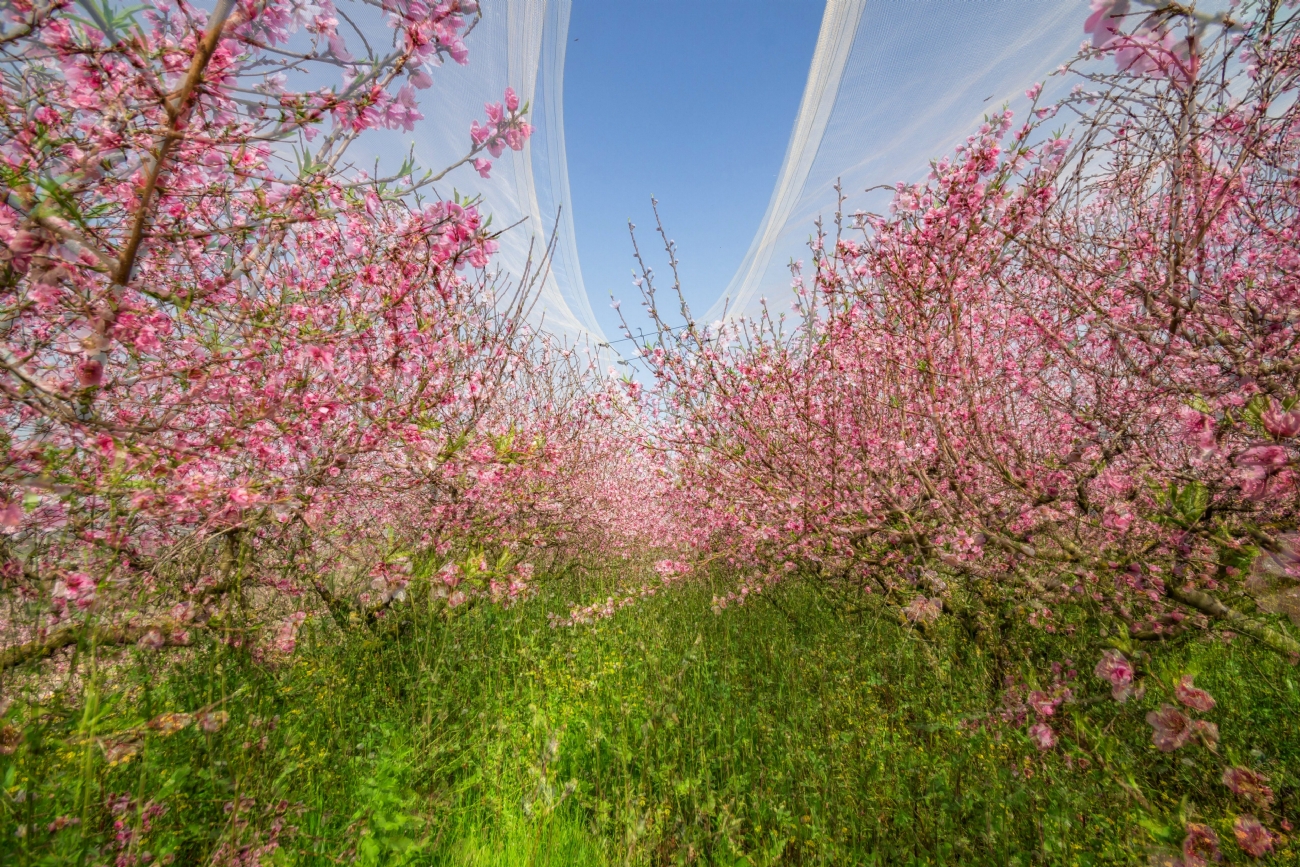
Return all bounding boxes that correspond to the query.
[2,570,1298,865]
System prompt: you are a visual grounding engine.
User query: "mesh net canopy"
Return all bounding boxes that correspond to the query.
[366,1,1100,344]
[341,0,607,352]
[704,0,1094,325]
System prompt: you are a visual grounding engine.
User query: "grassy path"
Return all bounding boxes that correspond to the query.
[4,576,1298,865]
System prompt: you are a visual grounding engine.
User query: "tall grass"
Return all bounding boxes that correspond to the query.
[2,568,1297,865]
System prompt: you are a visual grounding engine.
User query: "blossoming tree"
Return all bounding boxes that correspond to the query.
[628,2,1300,851]
[639,0,1300,655]
[0,0,680,669]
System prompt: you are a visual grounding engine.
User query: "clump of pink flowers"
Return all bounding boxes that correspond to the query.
[1093,650,1137,702]
[903,596,943,625]
[1145,704,1218,753]
[1173,674,1215,713]
[468,87,534,179]
[1144,673,1219,753]
[1180,823,1221,867]
[0,0,692,679]
[274,613,308,655]
[1222,767,1274,811]
[654,559,691,583]
[1233,815,1275,859]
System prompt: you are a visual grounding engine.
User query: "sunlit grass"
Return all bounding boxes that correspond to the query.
[2,570,1297,865]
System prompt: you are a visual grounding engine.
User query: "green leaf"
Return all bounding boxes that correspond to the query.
[154,766,190,801]
[1216,541,1257,575]
[1172,480,1209,526]
[1241,393,1270,434]
[1137,815,1179,845]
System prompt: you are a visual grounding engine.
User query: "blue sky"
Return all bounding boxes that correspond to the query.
[563,1,825,343]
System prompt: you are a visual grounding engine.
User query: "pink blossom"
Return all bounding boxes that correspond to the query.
[0,501,22,532]
[654,559,690,582]
[1238,445,1289,470]
[1145,704,1192,752]
[1028,722,1056,750]
[229,487,257,508]
[1093,650,1135,701]
[1222,767,1274,809]
[384,84,423,132]
[1173,674,1215,712]
[8,229,40,256]
[265,181,292,206]
[52,572,98,611]
[438,562,463,588]
[1178,406,1219,457]
[326,31,353,62]
[903,595,943,624]
[409,66,433,89]
[1181,823,1221,867]
[75,358,103,387]
[473,158,492,178]
[306,344,335,373]
[1232,815,1275,858]
[198,710,230,734]
[1261,401,1300,438]
[504,86,519,112]
[1237,445,1291,499]
[1027,690,1059,717]
[274,612,307,654]
[1084,0,1129,48]
[134,323,162,354]
[1114,24,1180,77]
[29,283,61,309]
[1101,503,1134,532]
[447,590,468,608]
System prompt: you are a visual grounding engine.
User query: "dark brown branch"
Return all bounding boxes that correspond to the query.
[112,0,237,288]
[1,620,187,671]
[1166,584,1300,659]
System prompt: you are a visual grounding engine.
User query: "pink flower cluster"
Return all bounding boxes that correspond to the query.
[1093,650,1137,702]
[629,0,1300,671]
[470,87,534,178]
[0,0,682,670]
[991,663,1076,751]
[654,559,691,583]
[1086,0,1200,83]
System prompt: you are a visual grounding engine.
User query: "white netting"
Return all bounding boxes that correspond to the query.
[343,0,606,350]
[336,1,1122,347]
[705,0,1094,325]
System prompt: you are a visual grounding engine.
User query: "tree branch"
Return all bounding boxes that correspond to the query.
[113,0,237,288]
[1167,584,1300,660]
[1,619,187,671]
